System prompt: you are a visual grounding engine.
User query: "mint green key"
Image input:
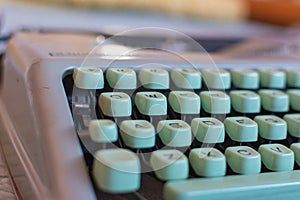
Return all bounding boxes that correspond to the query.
[171,68,201,89]
[290,143,300,166]
[106,68,136,89]
[168,91,200,114]
[230,90,260,113]
[89,119,118,143]
[202,69,230,89]
[284,114,300,138]
[138,68,169,89]
[287,69,300,88]
[150,149,189,181]
[157,120,192,147]
[99,92,131,117]
[73,67,104,89]
[259,144,294,171]
[191,118,224,143]
[189,148,226,177]
[200,91,230,114]
[135,92,167,116]
[92,149,140,193]
[120,120,155,148]
[254,115,287,140]
[287,89,300,111]
[258,89,289,112]
[230,69,259,89]
[224,117,258,142]
[259,69,286,88]
[225,146,261,174]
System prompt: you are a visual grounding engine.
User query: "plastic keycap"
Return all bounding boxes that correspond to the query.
[258,89,289,112]
[224,117,258,142]
[106,68,137,89]
[225,146,261,174]
[258,144,294,172]
[99,92,132,117]
[157,120,192,147]
[283,114,300,138]
[168,91,200,114]
[191,117,225,143]
[258,69,286,89]
[201,68,231,89]
[171,68,201,89]
[88,119,118,142]
[138,68,169,89]
[230,69,259,89]
[230,90,260,113]
[150,149,189,181]
[290,143,300,166]
[189,148,226,177]
[200,91,230,114]
[73,67,104,89]
[92,149,141,193]
[135,92,167,116]
[254,115,287,140]
[286,69,300,88]
[287,89,300,111]
[120,120,155,148]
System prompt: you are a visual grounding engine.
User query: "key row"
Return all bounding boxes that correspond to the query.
[98,89,300,116]
[92,143,300,193]
[89,115,300,148]
[73,67,300,90]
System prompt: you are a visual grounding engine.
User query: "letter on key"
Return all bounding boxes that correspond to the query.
[99,92,132,117]
[200,91,230,114]
[135,92,167,116]
[73,67,104,89]
[89,119,118,143]
[138,68,169,89]
[258,89,289,112]
[201,69,231,89]
[254,115,287,140]
[168,91,200,114]
[284,114,300,138]
[106,68,137,89]
[171,68,201,89]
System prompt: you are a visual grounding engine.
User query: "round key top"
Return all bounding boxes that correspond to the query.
[258,89,289,112]
[254,115,287,140]
[230,90,260,113]
[258,69,286,89]
[99,92,132,117]
[189,148,226,177]
[287,89,300,111]
[138,68,169,89]
[89,119,118,143]
[290,143,300,166]
[157,120,192,147]
[106,68,137,89]
[200,91,230,114]
[92,149,141,193]
[230,69,259,89]
[73,67,104,89]
[168,91,200,114]
[120,120,155,148]
[224,117,258,142]
[286,69,300,88]
[283,114,300,138]
[225,146,261,174]
[171,68,201,89]
[150,149,189,181]
[202,69,231,89]
[259,144,294,172]
[135,92,167,116]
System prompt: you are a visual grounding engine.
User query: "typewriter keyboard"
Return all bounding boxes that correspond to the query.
[63,67,300,200]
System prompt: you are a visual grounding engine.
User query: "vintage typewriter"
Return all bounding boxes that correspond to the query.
[1,29,300,200]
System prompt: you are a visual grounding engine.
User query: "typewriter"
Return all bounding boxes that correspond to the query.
[1,29,300,200]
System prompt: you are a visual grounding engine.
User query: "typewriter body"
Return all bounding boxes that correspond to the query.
[1,30,300,200]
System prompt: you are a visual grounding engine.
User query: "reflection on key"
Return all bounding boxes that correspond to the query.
[286,69,300,88]
[99,92,132,117]
[191,117,225,143]
[254,115,287,140]
[157,120,192,147]
[202,69,231,89]
[135,92,167,116]
[230,90,260,113]
[171,68,201,89]
[287,89,300,111]
[139,68,169,89]
[150,149,189,181]
[258,69,286,89]
[259,144,294,172]
[89,119,118,143]
[259,89,289,112]
[189,148,226,177]
[290,143,300,166]
[73,67,104,89]
[168,91,200,114]
[284,114,300,138]
[106,68,137,89]
[200,91,230,114]
[120,120,155,148]
[225,146,261,174]
[231,69,259,89]
[92,149,141,193]
[224,117,258,142]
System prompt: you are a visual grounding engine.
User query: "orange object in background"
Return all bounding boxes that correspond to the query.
[248,0,300,26]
